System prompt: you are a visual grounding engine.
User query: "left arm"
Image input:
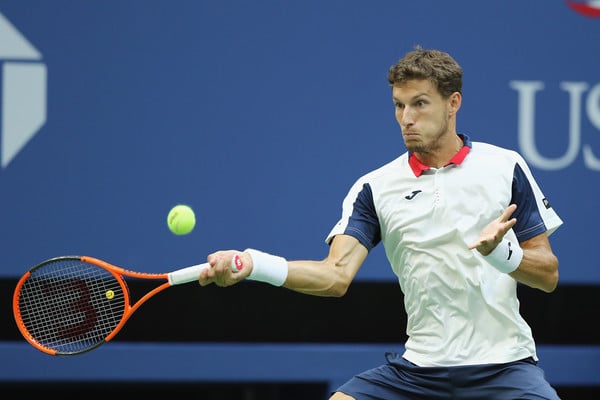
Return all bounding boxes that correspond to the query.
[509,232,558,293]
[469,204,559,293]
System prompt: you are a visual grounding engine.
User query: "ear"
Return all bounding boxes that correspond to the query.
[448,92,462,116]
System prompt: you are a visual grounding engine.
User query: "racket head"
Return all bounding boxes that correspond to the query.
[13,256,129,356]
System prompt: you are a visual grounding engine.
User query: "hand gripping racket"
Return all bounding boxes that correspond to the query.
[13,255,243,356]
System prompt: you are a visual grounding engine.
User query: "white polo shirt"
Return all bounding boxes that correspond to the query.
[326,134,563,367]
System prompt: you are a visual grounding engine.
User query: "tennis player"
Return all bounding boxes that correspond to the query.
[202,46,563,400]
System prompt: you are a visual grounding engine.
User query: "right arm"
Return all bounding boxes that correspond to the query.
[200,234,368,298]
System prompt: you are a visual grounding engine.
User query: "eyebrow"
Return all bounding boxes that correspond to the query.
[393,92,430,103]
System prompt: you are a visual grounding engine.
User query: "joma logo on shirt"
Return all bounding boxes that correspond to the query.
[405,190,422,200]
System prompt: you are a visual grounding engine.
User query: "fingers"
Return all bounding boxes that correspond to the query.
[199,250,248,287]
[501,204,517,222]
[467,204,518,254]
[468,239,486,250]
[501,204,518,232]
[495,204,518,233]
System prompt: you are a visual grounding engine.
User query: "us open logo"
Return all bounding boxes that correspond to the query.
[0,12,47,169]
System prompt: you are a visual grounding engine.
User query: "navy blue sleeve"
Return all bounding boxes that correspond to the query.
[511,163,547,242]
[342,183,381,251]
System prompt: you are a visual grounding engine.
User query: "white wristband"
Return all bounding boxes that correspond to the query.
[244,248,288,286]
[483,239,523,274]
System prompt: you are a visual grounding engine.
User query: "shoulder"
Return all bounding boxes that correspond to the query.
[470,141,528,167]
[471,141,517,157]
[354,152,410,185]
[339,153,410,201]
[468,141,543,190]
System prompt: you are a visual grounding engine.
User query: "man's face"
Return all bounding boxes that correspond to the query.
[392,79,453,154]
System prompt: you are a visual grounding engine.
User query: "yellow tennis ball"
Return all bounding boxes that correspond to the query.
[167,204,196,235]
[106,290,114,300]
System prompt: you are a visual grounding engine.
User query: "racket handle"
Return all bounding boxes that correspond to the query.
[168,263,209,285]
[168,255,243,285]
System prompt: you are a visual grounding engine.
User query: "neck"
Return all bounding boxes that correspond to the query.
[413,134,462,168]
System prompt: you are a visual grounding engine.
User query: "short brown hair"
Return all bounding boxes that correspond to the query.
[387,46,462,98]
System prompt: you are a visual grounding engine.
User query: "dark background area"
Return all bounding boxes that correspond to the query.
[4,279,600,345]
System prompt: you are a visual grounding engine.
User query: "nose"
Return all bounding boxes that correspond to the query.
[397,106,414,127]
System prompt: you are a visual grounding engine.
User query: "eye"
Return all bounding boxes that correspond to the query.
[416,100,426,107]
[394,101,405,109]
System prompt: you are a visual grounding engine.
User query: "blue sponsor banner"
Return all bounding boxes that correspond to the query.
[0,0,599,283]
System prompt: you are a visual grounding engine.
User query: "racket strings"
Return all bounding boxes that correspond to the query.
[16,258,126,354]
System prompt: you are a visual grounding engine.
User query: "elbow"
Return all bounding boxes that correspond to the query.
[327,268,353,297]
[329,280,351,297]
[540,270,558,293]
[541,256,560,293]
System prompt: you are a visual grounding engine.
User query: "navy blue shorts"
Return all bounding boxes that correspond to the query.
[332,352,561,400]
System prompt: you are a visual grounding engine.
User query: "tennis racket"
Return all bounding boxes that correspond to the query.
[13,254,243,356]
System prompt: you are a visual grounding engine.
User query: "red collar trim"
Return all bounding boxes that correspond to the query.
[408,145,471,177]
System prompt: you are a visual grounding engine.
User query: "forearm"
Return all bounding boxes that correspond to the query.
[283,259,355,297]
[509,244,559,293]
[245,235,367,297]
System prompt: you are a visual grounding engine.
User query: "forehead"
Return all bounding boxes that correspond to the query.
[392,79,438,100]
